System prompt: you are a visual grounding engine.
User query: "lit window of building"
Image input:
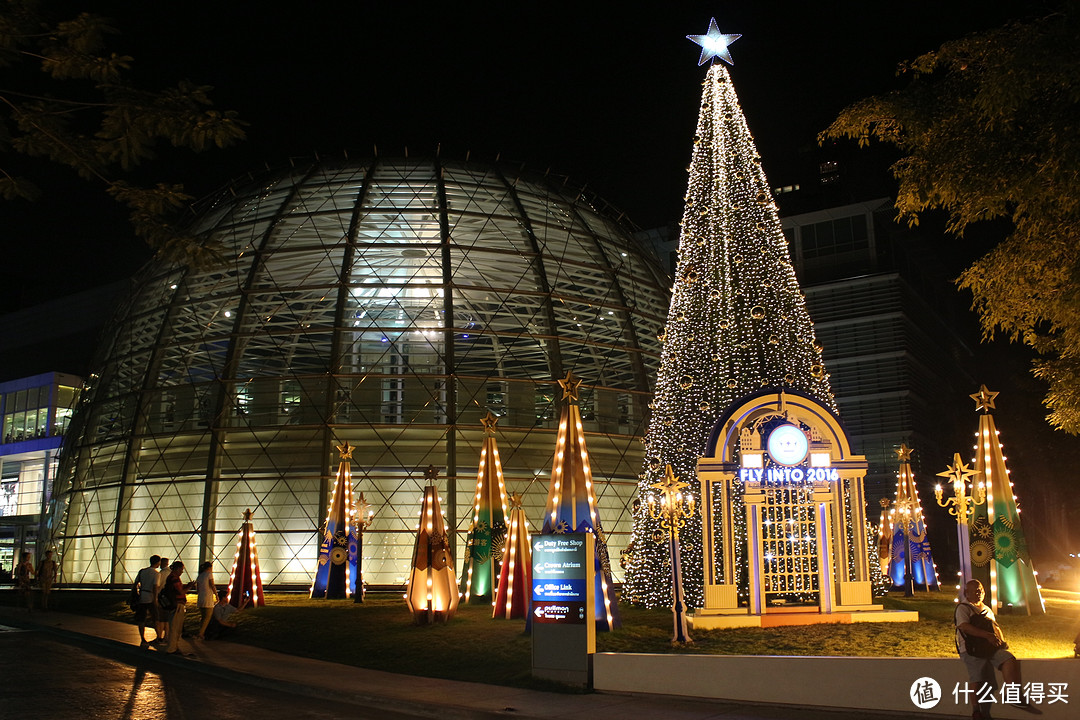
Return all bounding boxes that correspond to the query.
[0,372,82,578]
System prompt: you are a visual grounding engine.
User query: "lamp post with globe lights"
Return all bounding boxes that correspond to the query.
[647,465,697,645]
[935,453,985,596]
[352,492,374,604]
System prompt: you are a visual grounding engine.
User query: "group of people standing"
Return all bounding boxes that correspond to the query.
[132,555,247,655]
[14,549,58,611]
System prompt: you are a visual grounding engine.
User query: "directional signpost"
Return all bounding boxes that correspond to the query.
[530,532,595,686]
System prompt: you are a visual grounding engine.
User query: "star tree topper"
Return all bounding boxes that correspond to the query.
[895,443,913,462]
[687,18,741,66]
[557,370,583,403]
[970,385,999,413]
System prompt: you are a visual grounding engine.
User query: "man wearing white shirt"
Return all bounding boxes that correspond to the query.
[133,554,161,648]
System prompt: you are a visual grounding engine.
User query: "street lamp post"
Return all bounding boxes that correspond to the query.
[647,464,696,645]
[352,492,374,604]
[894,496,917,597]
[935,453,985,596]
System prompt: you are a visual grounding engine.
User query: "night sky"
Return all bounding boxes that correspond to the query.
[0,1,1039,310]
[3,2,1076,560]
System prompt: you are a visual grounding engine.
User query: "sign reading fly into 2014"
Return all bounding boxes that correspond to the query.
[531,535,588,624]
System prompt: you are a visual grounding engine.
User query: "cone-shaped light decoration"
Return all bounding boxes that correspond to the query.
[493,492,531,619]
[542,371,621,630]
[876,498,892,577]
[405,467,460,624]
[226,508,265,607]
[968,386,1044,614]
[624,22,833,608]
[886,444,940,591]
[461,413,509,603]
[310,441,360,599]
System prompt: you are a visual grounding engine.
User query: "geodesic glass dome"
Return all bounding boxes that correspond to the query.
[52,157,669,588]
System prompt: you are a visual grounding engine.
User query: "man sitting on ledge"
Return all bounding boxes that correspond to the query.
[206,589,250,640]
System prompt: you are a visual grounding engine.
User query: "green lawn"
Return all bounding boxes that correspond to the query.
[4,588,1078,688]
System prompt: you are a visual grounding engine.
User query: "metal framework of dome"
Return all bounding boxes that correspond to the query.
[50,157,669,588]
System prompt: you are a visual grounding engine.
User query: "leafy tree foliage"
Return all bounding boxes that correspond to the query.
[821,4,1080,432]
[0,1,245,266]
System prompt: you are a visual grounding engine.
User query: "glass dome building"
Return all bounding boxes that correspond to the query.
[51,158,669,588]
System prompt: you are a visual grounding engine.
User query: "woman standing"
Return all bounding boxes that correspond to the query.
[163,561,188,654]
[195,561,217,640]
[36,550,58,610]
[154,556,170,644]
[16,552,34,612]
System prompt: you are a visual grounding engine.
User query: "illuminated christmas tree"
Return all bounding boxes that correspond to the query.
[967,386,1044,614]
[542,371,620,630]
[876,498,892,577]
[226,508,265,607]
[492,492,531,619]
[623,19,833,608]
[885,444,939,592]
[866,518,889,597]
[461,413,509,603]
[310,441,359,599]
[405,467,460,624]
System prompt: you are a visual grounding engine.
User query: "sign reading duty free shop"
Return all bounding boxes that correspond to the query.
[531,534,589,624]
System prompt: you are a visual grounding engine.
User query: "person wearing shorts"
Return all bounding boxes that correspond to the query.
[955,579,1041,718]
[134,554,161,648]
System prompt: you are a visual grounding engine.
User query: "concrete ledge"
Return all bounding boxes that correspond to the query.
[691,609,918,629]
[594,652,1080,719]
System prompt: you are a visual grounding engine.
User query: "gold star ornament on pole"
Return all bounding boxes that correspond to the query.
[935,454,984,511]
[970,385,999,413]
[557,370,583,403]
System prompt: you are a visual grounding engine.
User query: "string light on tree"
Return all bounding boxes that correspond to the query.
[310,441,360,599]
[492,492,531,619]
[867,515,889,597]
[964,385,1044,615]
[623,20,834,608]
[886,443,940,595]
[226,508,264,607]
[542,370,621,630]
[405,466,460,624]
[461,412,509,604]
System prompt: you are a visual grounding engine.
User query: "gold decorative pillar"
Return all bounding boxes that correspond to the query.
[848,472,870,583]
[743,478,767,616]
[813,483,836,613]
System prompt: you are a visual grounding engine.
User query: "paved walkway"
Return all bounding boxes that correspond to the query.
[0,606,939,720]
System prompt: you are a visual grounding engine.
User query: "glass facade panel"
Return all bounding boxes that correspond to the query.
[50,159,668,588]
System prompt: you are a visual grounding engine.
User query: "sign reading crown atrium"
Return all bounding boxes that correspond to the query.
[692,389,916,628]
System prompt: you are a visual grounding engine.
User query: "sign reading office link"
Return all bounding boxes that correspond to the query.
[531,536,588,624]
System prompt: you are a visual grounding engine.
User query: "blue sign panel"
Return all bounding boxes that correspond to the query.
[532,578,586,601]
[531,535,589,625]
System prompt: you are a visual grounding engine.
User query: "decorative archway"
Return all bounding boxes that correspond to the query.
[693,389,897,628]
